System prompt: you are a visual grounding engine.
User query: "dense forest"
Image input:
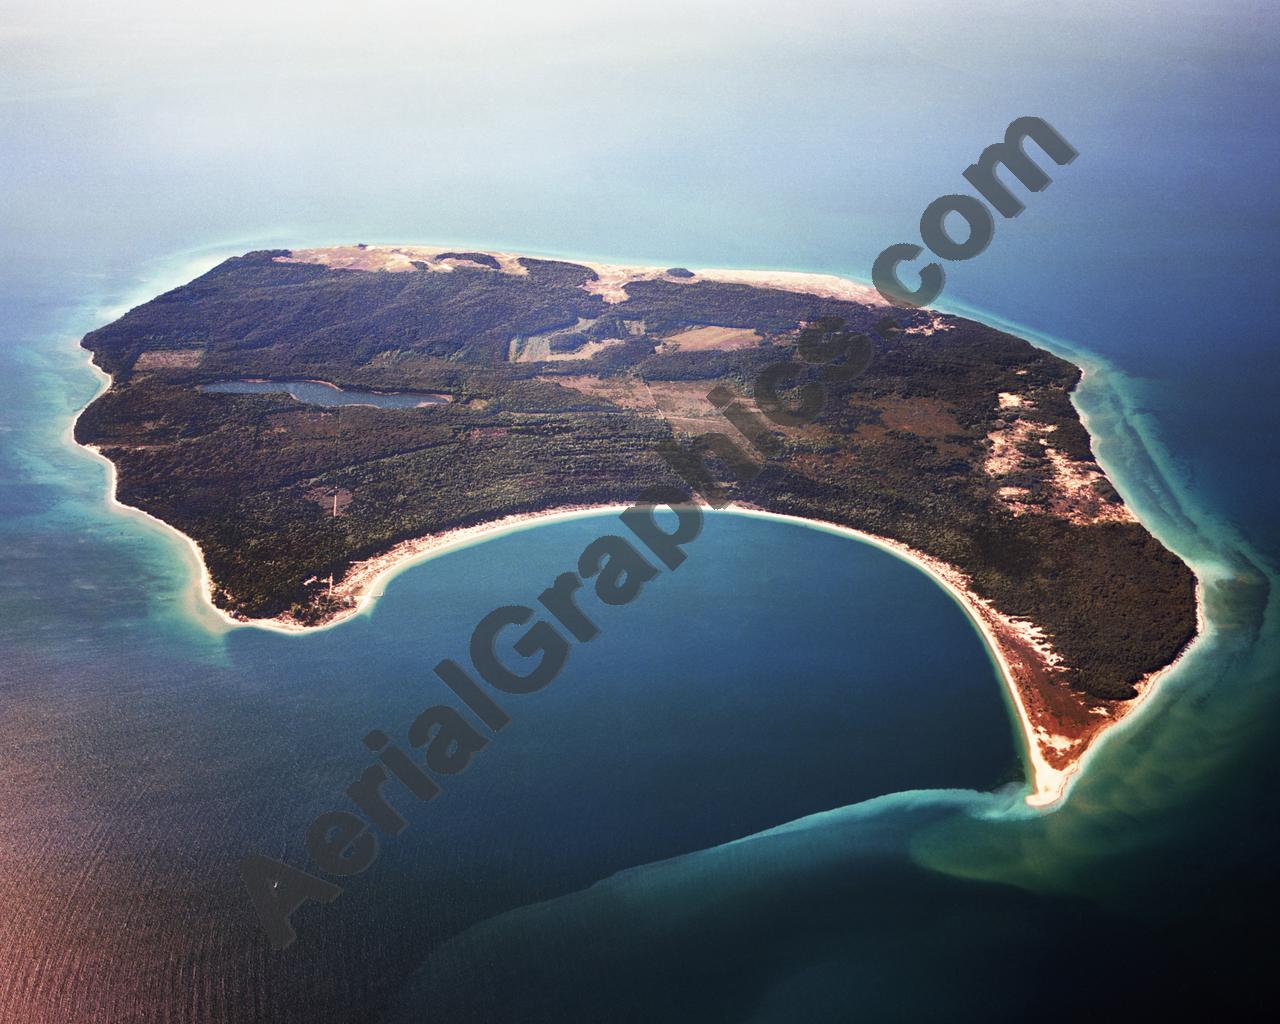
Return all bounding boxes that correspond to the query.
[77,248,1196,701]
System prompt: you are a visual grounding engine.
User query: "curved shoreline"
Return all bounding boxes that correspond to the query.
[75,391,1202,807]
[279,243,888,308]
[73,356,633,637]
[71,251,1204,809]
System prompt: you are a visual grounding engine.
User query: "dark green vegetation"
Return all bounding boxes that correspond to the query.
[435,251,502,269]
[77,250,1196,700]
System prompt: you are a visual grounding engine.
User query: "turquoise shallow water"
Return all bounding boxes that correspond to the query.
[1,277,1025,1019]
[2,2,1278,1020]
[1,228,1271,1024]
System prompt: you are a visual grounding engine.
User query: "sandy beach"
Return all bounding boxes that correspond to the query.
[278,244,888,308]
[72,253,1202,811]
[723,508,1201,808]
[74,383,1202,808]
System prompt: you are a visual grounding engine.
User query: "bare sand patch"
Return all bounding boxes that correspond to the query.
[1041,447,1137,524]
[985,418,1051,476]
[998,391,1033,409]
[508,318,627,363]
[579,261,887,307]
[278,245,529,277]
[903,314,954,336]
[545,339,624,362]
[279,245,889,310]
[510,337,625,363]
[660,325,761,352]
[986,417,1137,524]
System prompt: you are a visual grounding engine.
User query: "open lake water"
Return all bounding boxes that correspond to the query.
[1,2,1277,1020]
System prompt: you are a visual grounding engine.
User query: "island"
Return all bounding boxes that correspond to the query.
[75,244,1199,805]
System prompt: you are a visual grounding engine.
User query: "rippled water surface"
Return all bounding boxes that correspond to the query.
[2,2,1277,1020]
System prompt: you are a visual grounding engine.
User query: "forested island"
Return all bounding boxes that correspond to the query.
[76,244,1199,801]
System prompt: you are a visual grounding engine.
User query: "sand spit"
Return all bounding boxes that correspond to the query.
[79,429,1198,809]
[73,253,1200,810]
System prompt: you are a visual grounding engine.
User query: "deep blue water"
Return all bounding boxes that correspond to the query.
[200,379,449,408]
[2,2,1278,1021]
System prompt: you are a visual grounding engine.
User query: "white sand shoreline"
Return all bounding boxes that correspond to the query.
[279,243,888,308]
[74,359,635,637]
[76,393,1199,807]
[70,249,1204,810]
